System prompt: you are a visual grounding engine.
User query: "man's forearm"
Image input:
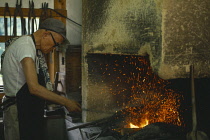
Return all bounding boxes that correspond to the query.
[29,84,68,106]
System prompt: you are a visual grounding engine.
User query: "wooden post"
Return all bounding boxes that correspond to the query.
[48,0,66,84]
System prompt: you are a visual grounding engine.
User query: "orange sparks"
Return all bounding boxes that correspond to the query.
[93,55,184,128]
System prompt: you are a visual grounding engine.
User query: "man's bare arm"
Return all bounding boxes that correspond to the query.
[21,57,81,112]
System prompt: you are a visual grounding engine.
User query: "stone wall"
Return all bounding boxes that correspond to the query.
[82,0,210,122]
[83,0,210,79]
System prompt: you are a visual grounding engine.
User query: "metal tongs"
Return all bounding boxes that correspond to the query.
[28,0,37,34]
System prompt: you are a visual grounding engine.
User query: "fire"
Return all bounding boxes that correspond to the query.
[129,119,149,128]
[130,123,139,128]
[140,119,149,128]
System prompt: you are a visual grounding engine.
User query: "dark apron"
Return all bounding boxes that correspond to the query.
[16,65,46,140]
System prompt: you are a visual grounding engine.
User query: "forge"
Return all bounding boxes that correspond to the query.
[84,54,183,126]
[81,0,210,138]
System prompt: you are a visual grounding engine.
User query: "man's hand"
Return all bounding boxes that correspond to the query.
[65,99,81,112]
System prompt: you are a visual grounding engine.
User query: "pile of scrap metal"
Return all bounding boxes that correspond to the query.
[67,107,187,140]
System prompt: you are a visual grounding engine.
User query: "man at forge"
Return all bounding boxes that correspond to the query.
[1,18,81,140]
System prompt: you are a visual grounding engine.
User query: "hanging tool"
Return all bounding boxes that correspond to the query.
[186,65,209,140]
[39,2,52,27]
[13,0,26,36]
[28,0,37,34]
[4,3,11,42]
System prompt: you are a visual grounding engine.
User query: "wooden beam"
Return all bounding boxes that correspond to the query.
[54,0,66,11]
[0,36,15,42]
[0,7,67,43]
[0,7,66,18]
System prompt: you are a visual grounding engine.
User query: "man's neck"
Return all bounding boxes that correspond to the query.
[32,31,41,49]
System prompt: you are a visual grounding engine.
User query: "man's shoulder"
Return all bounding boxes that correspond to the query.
[5,37,20,48]
[10,36,34,51]
[14,36,33,44]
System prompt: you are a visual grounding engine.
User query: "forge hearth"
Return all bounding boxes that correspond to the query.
[81,0,210,138]
[82,54,183,125]
[81,53,210,137]
[82,0,210,121]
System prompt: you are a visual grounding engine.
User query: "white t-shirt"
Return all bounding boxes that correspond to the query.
[2,36,36,97]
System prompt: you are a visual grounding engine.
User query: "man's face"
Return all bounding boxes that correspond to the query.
[40,31,64,54]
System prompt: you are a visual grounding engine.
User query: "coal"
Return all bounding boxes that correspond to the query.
[125,122,186,140]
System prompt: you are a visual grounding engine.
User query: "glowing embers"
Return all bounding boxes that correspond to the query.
[130,119,149,128]
[90,54,184,128]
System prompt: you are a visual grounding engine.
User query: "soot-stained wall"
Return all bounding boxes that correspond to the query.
[82,0,210,122]
[161,0,210,79]
[82,0,210,79]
